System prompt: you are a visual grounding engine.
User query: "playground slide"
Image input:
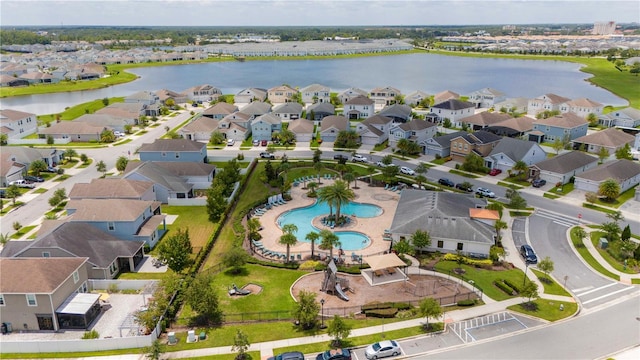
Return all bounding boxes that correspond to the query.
[335,284,349,301]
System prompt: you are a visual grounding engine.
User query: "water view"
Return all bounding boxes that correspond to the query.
[2,53,627,115]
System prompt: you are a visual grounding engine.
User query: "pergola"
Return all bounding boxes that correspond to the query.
[362,253,408,286]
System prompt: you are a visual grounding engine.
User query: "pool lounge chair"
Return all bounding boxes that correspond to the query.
[384,184,389,190]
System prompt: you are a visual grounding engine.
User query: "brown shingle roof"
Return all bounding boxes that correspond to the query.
[534,112,587,128]
[288,119,315,133]
[66,199,160,221]
[138,139,205,152]
[573,128,635,148]
[463,112,512,126]
[69,178,154,199]
[0,257,87,293]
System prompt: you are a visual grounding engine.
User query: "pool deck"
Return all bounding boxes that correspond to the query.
[252,179,401,261]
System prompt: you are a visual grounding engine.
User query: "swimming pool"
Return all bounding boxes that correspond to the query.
[276,201,383,251]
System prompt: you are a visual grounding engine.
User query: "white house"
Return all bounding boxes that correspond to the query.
[428,99,475,127]
[559,98,603,118]
[343,96,375,120]
[466,88,507,109]
[300,84,330,105]
[0,109,38,139]
[574,159,640,193]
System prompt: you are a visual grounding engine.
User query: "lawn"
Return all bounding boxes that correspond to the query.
[434,260,524,301]
[582,203,619,215]
[37,97,125,123]
[530,269,571,297]
[589,231,639,275]
[160,205,216,251]
[500,177,531,187]
[10,225,37,239]
[448,169,480,178]
[569,227,619,281]
[548,182,575,196]
[497,181,524,189]
[507,299,577,322]
[591,186,638,209]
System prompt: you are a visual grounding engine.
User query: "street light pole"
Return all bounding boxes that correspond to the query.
[523,262,529,286]
[320,299,325,329]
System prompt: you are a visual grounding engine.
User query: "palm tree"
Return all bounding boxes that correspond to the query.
[494,220,507,245]
[513,161,528,180]
[319,229,341,260]
[414,174,427,189]
[327,180,355,224]
[414,162,429,176]
[280,224,298,262]
[314,162,324,184]
[305,231,320,259]
[317,186,335,217]
[342,172,356,189]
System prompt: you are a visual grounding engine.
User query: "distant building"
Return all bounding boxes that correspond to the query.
[592,21,616,35]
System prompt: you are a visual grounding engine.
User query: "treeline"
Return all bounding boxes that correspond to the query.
[0,29,51,45]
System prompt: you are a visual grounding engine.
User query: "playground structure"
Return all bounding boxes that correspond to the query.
[228,283,252,296]
[321,260,350,301]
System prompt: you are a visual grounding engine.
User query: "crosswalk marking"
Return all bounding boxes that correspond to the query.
[575,282,617,296]
[582,286,635,305]
[534,209,581,227]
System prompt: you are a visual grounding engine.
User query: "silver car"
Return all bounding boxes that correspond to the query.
[365,340,401,359]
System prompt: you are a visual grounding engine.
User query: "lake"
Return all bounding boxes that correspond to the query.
[1,53,627,115]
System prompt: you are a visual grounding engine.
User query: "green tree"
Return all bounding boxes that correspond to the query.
[414,174,427,189]
[306,231,320,259]
[210,130,225,145]
[135,273,181,333]
[521,280,539,304]
[461,153,486,173]
[512,160,529,180]
[551,139,563,155]
[5,185,21,205]
[327,315,352,347]
[102,97,110,106]
[293,290,320,330]
[381,154,394,166]
[601,222,621,242]
[100,129,116,143]
[414,162,429,176]
[0,133,7,146]
[597,147,610,163]
[537,256,554,281]
[29,159,47,176]
[621,225,631,242]
[615,143,633,160]
[505,188,527,209]
[124,124,133,134]
[342,172,356,189]
[319,229,341,260]
[573,227,587,244]
[232,329,250,360]
[0,233,9,245]
[185,272,223,326]
[393,239,413,256]
[13,221,21,232]
[206,183,227,223]
[96,160,107,176]
[381,164,400,184]
[158,228,193,273]
[442,118,452,128]
[489,246,506,263]
[247,218,261,240]
[494,219,508,245]
[585,191,598,204]
[64,148,78,161]
[313,149,322,164]
[419,298,443,331]
[598,178,620,202]
[606,210,624,224]
[335,130,359,148]
[223,247,249,274]
[48,188,67,208]
[279,223,299,262]
[143,339,164,360]
[116,156,129,173]
[396,138,421,156]
[80,153,89,164]
[620,240,637,260]
[411,229,431,253]
[46,135,54,145]
[586,113,598,127]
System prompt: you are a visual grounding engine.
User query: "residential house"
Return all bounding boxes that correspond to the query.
[306,102,335,121]
[0,257,97,331]
[433,90,460,105]
[1,222,144,280]
[69,178,156,201]
[389,119,437,150]
[320,115,349,143]
[428,99,475,127]
[19,72,57,84]
[183,84,223,103]
[72,113,134,133]
[485,117,535,138]
[300,84,330,105]
[356,115,393,145]
[423,131,467,157]
[202,102,238,120]
[235,87,268,105]
[146,161,215,189]
[138,139,208,163]
[370,86,401,111]
[483,137,547,173]
[65,198,166,248]
[574,159,640,193]
[125,90,159,106]
[529,112,588,143]
[1,146,64,171]
[267,85,298,104]
[96,102,145,120]
[494,97,529,114]
[527,93,571,116]
[378,104,412,123]
[462,112,513,131]
[179,116,220,142]
[218,112,253,141]
[155,89,188,105]
[272,102,303,121]
[0,157,25,187]
[123,161,195,202]
[288,119,315,142]
[466,88,507,109]
[251,113,282,141]
[572,128,635,155]
[39,121,109,142]
[404,90,430,107]
[338,87,368,104]
[529,151,599,185]
[450,131,502,163]
[0,109,38,139]
[389,190,496,257]
[559,98,603,118]
[0,74,29,87]
[598,107,640,128]
[238,101,272,119]
[344,95,375,120]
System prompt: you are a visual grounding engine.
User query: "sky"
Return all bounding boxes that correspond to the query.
[0,0,638,27]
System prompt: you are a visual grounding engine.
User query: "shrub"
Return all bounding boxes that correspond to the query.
[57,168,65,175]
[82,330,99,339]
[435,154,442,160]
[503,279,521,294]
[361,302,390,311]
[393,302,413,310]
[442,253,493,267]
[494,280,517,296]
[365,308,398,318]
[457,299,476,306]
[299,260,321,270]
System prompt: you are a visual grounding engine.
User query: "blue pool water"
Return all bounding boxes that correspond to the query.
[276,201,383,251]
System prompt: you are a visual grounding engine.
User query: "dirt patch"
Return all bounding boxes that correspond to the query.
[372,193,399,201]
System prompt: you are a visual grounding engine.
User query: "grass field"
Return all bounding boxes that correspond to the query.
[434,260,524,301]
[530,269,571,297]
[570,227,620,281]
[507,299,577,322]
[160,205,216,251]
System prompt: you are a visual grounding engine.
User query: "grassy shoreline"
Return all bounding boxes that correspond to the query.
[1,48,638,109]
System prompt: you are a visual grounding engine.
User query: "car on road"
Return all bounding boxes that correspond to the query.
[520,244,538,264]
[532,179,547,188]
[475,187,496,198]
[352,154,368,163]
[488,168,502,176]
[376,161,389,167]
[9,180,35,189]
[252,139,260,146]
[365,340,401,360]
[316,349,351,360]
[399,166,415,175]
[267,351,304,360]
[226,139,235,146]
[438,178,455,187]
[260,152,275,159]
[24,175,44,183]
[455,182,473,192]
[334,154,349,161]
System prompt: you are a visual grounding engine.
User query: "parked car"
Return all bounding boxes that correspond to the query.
[365,340,401,360]
[24,175,44,183]
[316,349,352,360]
[352,154,368,163]
[520,244,538,264]
[438,178,455,187]
[226,139,235,146]
[400,166,415,175]
[43,166,57,173]
[261,140,268,146]
[113,131,125,138]
[9,180,35,189]
[532,179,547,188]
[252,139,260,146]
[455,182,473,192]
[488,168,502,176]
[260,152,275,159]
[268,352,304,360]
[475,187,496,198]
[334,154,349,161]
[376,161,389,167]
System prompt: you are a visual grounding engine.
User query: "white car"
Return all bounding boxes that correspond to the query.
[352,154,368,163]
[376,161,388,167]
[399,166,415,175]
[476,187,496,198]
[113,131,125,138]
[227,139,236,146]
[9,180,35,189]
[365,340,401,360]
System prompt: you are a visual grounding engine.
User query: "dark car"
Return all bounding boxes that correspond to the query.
[455,183,473,192]
[520,244,538,264]
[24,175,44,183]
[438,178,455,187]
[532,179,547,188]
[268,352,304,360]
[334,154,349,161]
[317,349,352,360]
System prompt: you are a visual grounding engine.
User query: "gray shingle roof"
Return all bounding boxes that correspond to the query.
[432,99,474,110]
[488,137,538,162]
[0,257,88,294]
[272,102,303,114]
[575,159,640,182]
[124,161,193,192]
[69,178,154,199]
[307,102,335,114]
[532,151,598,174]
[431,131,467,147]
[138,139,205,153]
[345,95,374,105]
